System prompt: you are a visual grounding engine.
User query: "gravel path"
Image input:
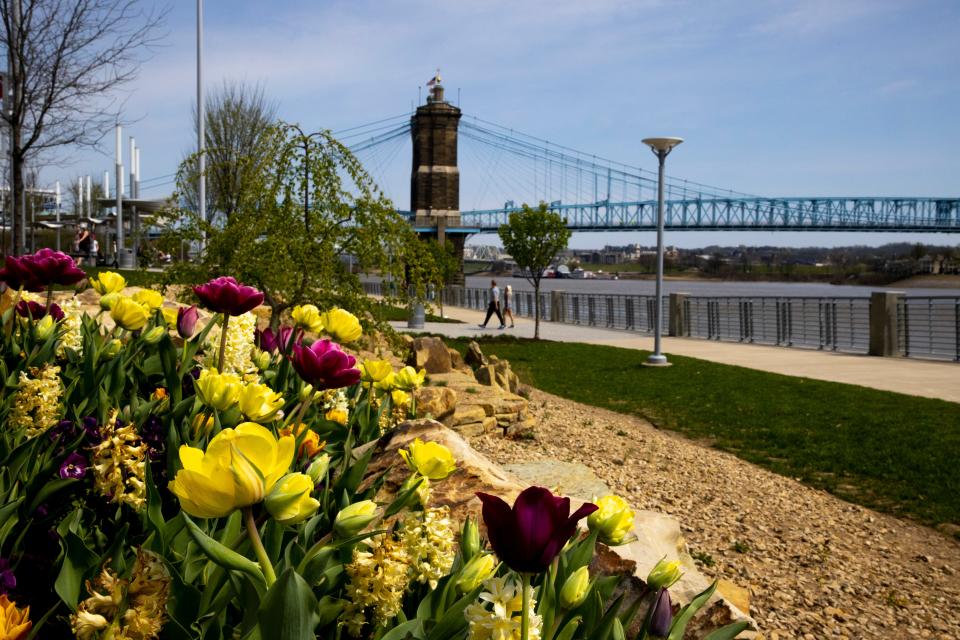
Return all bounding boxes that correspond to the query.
[468,389,960,640]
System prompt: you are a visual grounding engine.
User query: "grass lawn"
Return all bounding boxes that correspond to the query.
[447,336,960,530]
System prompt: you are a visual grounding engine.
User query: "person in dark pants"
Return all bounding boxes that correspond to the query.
[479,279,505,329]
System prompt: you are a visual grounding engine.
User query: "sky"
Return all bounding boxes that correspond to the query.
[49,0,960,250]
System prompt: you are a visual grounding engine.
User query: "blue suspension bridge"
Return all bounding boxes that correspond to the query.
[340,111,959,234]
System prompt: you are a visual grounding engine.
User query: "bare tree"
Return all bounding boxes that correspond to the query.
[0,0,165,255]
[181,80,278,223]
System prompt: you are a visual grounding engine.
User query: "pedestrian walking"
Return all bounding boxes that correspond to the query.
[478,279,505,329]
[503,284,515,328]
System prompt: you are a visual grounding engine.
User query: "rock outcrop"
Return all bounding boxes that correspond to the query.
[360,420,758,638]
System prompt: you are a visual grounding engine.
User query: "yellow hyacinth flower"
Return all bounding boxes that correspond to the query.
[132,289,164,312]
[0,594,32,640]
[587,495,636,546]
[290,304,324,333]
[320,307,362,343]
[398,438,456,480]
[237,381,285,422]
[393,366,426,391]
[89,270,126,295]
[391,389,411,410]
[194,369,243,411]
[360,359,393,384]
[110,296,149,331]
[168,422,295,518]
[265,472,320,524]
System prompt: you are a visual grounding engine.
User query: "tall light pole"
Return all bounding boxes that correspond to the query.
[115,124,124,266]
[642,137,683,366]
[197,0,205,227]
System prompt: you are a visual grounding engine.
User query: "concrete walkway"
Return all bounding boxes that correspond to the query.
[394,306,960,404]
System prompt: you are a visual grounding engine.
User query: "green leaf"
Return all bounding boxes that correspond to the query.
[667,581,719,640]
[424,584,482,640]
[257,568,320,640]
[27,478,77,513]
[379,619,423,640]
[54,511,100,609]
[553,617,581,640]
[703,621,751,640]
[182,513,266,586]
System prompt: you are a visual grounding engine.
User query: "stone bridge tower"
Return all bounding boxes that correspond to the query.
[411,72,465,283]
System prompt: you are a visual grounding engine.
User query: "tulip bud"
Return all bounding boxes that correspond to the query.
[265,472,320,525]
[99,292,121,311]
[103,338,122,358]
[560,566,591,609]
[177,305,200,339]
[612,618,626,640]
[142,326,166,344]
[34,314,56,340]
[456,554,496,594]
[648,588,673,637]
[299,383,316,402]
[333,500,377,539]
[192,413,215,436]
[588,495,636,546]
[397,473,430,508]
[646,558,683,590]
[306,454,330,483]
[460,517,481,560]
[253,348,272,371]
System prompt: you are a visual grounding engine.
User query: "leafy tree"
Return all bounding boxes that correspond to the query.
[423,238,460,318]
[0,0,165,255]
[498,202,571,339]
[163,123,430,330]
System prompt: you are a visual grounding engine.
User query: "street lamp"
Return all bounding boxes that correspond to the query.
[642,136,683,366]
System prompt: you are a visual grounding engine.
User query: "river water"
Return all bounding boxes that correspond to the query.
[465,276,960,298]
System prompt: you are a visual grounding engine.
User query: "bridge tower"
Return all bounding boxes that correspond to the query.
[410,71,466,283]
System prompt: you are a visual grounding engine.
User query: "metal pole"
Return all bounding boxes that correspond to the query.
[54,180,60,251]
[115,124,124,265]
[197,0,205,226]
[648,150,668,365]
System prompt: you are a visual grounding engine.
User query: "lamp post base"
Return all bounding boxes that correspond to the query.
[643,353,672,367]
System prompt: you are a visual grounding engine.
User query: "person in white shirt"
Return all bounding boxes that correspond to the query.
[503,284,515,328]
[479,279,505,329]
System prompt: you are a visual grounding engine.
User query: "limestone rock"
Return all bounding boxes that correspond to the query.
[503,460,611,501]
[408,336,452,373]
[465,340,487,368]
[448,348,466,370]
[414,386,457,420]
[475,365,500,388]
[358,421,757,637]
[447,405,487,426]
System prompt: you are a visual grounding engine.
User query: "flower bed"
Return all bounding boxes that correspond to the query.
[0,250,745,639]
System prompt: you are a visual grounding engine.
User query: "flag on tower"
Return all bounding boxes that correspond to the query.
[426,69,441,87]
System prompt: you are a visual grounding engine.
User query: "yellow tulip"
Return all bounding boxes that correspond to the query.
[391,389,411,410]
[168,422,295,518]
[359,359,393,384]
[325,407,349,426]
[333,500,377,538]
[279,423,325,458]
[161,307,179,327]
[0,594,32,640]
[306,454,330,482]
[398,438,456,480]
[320,307,362,343]
[237,381,285,422]
[194,369,243,411]
[89,270,126,295]
[587,495,635,546]
[393,366,426,391]
[646,558,683,590]
[456,554,497,594]
[265,472,320,524]
[110,296,149,331]
[132,289,164,311]
[99,292,121,311]
[290,304,324,333]
[560,566,591,608]
[33,315,56,340]
[374,372,396,392]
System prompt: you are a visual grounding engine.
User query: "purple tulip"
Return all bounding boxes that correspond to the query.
[291,339,361,390]
[476,486,597,574]
[47,303,64,321]
[82,416,102,443]
[59,452,88,479]
[15,300,48,319]
[648,588,673,637]
[0,255,44,291]
[0,559,15,594]
[192,276,263,316]
[177,304,200,339]
[20,248,86,287]
[256,326,299,353]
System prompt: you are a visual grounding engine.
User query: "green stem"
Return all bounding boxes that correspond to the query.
[243,506,277,587]
[217,313,230,372]
[521,573,531,640]
[46,288,54,308]
[289,393,314,427]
